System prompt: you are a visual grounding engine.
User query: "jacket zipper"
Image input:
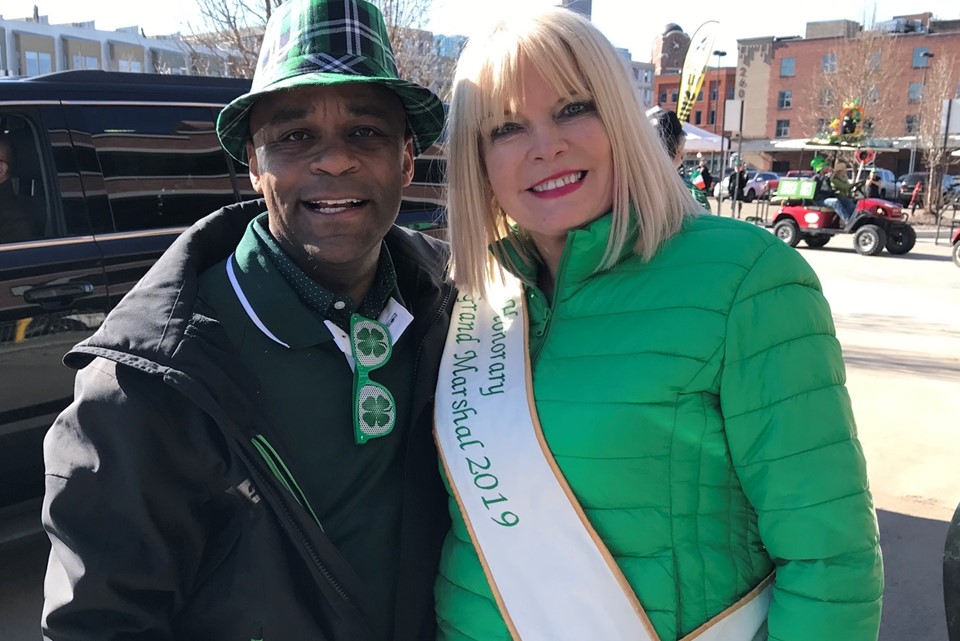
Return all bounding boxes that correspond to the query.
[234,440,351,603]
[251,434,324,532]
[530,244,572,366]
[410,281,455,390]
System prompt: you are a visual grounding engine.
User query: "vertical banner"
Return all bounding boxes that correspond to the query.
[677,20,719,123]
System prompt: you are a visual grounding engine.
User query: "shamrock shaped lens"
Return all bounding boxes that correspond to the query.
[350,315,396,444]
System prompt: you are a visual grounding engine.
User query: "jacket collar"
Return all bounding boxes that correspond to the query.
[65,199,451,372]
[493,212,637,290]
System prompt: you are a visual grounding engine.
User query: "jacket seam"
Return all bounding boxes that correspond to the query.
[752,488,869,514]
[726,332,838,366]
[734,435,854,467]
[724,382,843,420]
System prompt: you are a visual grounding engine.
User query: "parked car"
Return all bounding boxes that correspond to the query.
[897,172,960,207]
[0,70,446,541]
[743,171,780,201]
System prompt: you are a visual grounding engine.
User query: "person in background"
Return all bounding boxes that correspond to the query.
[0,133,36,242]
[41,1,453,639]
[651,109,710,211]
[728,162,748,216]
[866,169,883,199]
[812,155,856,224]
[696,159,713,192]
[433,6,882,641]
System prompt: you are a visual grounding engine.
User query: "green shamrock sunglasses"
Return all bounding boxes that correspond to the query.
[350,315,396,445]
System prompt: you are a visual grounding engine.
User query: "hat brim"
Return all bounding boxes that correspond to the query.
[217,73,444,164]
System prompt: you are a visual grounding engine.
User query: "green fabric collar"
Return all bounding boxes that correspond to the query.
[229,214,334,349]
[493,212,637,288]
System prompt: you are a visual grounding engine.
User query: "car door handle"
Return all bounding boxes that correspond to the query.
[22,282,95,306]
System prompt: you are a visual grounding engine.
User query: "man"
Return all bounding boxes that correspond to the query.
[42,2,453,640]
[0,133,36,242]
[696,159,713,192]
[866,169,882,199]
[728,163,748,216]
[812,156,856,224]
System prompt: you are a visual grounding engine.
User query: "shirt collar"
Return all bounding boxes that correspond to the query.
[228,213,402,349]
[251,215,400,330]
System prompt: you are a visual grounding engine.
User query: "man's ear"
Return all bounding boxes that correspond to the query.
[401,139,415,188]
[247,141,264,194]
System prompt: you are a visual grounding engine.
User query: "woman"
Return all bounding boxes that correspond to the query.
[433,7,882,641]
[651,109,711,212]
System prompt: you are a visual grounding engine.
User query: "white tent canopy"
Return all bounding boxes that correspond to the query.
[682,122,728,153]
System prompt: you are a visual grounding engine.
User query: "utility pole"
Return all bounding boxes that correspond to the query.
[713,49,727,214]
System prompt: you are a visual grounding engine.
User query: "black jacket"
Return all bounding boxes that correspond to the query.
[42,200,455,641]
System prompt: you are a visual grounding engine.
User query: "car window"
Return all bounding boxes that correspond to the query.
[0,115,53,244]
[71,105,240,233]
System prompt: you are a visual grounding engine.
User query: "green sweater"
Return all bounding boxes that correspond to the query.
[435,214,882,641]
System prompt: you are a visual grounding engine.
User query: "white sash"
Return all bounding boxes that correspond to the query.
[434,275,773,641]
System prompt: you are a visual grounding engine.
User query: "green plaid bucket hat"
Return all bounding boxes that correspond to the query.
[217,0,444,164]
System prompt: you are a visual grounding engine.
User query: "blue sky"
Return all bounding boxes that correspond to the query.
[3,0,959,65]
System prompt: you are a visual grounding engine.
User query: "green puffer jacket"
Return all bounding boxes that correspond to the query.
[435,213,882,641]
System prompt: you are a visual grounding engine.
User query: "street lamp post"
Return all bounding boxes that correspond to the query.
[910,51,935,174]
[713,50,727,212]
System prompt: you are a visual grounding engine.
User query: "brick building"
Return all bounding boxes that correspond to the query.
[735,13,960,174]
[653,66,737,135]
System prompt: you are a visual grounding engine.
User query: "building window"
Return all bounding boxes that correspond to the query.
[72,55,98,70]
[912,47,931,68]
[777,90,793,109]
[775,119,790,137]
[697,90,703,101]
[908,83,924,103]
[24,50,53,76]
[869,52,882,72]
[659,90,667,103]
[710,81,718,101]
[671,91,679,102]
[819,88,834,106]
[694,111,702,125]
[118,59,143,73]
[905,114,919,134]
[709,110,716,125]
[822,53,838,74]
[780,57,795,77]
[727,87,734,99]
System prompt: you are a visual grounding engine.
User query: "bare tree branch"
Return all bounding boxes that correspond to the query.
[798,25,899,144]
[918,54,959,215]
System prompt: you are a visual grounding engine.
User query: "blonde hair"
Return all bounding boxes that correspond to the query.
[446,7,700,297]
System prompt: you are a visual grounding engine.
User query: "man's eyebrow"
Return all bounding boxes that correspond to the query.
[345,103,398,121]
[264,107,311,125]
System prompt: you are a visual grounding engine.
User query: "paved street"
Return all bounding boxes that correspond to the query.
[1,210,958,640]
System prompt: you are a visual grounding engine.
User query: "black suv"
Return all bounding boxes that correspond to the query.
[897,172,959,207]
[0,71,445,541]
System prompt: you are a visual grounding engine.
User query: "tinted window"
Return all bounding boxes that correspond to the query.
[0,115,52,243]
[76,105,238,232]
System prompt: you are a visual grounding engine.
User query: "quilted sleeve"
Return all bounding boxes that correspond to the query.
[720,239,883,641]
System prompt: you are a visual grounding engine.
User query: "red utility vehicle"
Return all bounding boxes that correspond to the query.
[769,178,916,256]
[952,227,960,268]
